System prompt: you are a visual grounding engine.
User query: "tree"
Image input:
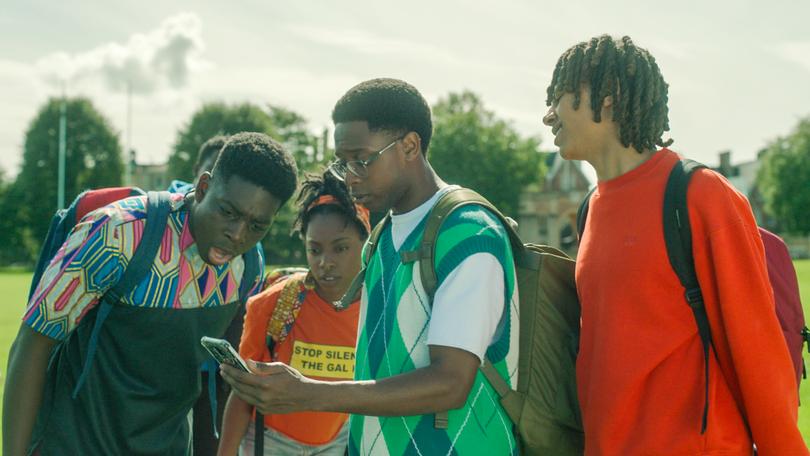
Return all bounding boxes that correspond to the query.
[261,105,333,265]
[429,91,546,217]
[756,117,810,235]
[0,169,30,265]
[267,104,330,171]
[168,102,279,181]
[13,97,123,261]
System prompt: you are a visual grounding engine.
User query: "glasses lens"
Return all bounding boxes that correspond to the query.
[328,161,348,181]
[346,162,367,179]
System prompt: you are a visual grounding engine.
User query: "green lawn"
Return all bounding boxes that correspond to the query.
[795,260,810,442]
[1,263,809,446]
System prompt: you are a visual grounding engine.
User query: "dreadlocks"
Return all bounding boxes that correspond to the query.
[293,169,369,239]
[546,35,673,152]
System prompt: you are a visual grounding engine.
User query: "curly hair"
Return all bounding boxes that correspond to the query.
[293,169,369,239]
[546,35,673,152]
[211,132,298,205]
[332,78,433,154]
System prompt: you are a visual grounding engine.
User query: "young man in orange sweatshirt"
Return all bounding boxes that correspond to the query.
[543,35,808,456]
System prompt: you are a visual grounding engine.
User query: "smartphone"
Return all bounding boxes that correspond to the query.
[200,336,250,372]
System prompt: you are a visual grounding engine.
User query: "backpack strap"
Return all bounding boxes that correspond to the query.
[337,214,391,309]
[409,188,523,302]
[265,273,311,355]
[803,327,810,380]
[662,158,714,433]
[576,186,597,242]
[239,245,262,304]
[29,207,72,301]
[250,272,310,452]
[72,191,173,398]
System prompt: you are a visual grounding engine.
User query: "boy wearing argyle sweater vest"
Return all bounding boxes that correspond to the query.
[221,78,519,455]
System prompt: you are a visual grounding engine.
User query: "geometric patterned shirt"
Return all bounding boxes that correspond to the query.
[23,193,263,341]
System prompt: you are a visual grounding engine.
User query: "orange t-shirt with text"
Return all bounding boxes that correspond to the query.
[239,275,360,446]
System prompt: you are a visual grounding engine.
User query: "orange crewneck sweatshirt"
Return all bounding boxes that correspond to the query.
[576,149,807,455]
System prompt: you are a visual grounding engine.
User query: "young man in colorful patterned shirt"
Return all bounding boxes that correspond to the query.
[221,79,520,456]
[3,132,298,456]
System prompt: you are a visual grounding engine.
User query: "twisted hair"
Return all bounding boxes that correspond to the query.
[293,169,369,239]
[546,35,673,152]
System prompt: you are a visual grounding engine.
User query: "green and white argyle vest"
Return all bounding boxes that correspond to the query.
[349,205,520,456]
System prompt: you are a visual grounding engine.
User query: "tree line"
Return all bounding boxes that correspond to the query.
[0,91,552,265]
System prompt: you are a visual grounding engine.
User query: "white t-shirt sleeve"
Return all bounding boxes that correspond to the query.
[426,252,505,363]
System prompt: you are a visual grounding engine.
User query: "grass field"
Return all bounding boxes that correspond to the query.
[1,263,809,446]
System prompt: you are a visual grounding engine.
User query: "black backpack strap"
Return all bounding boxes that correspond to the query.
[662,159,713,433]
[576,186,597,242]
[72,191,173,397]
[254,410,264,456]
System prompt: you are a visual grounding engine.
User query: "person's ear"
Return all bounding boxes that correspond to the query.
[195,172,212,203]
[601,95,616,120]
[401,132,422,161]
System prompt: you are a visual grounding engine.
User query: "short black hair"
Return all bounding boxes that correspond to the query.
[194,135,227,175]
[332,78,433,154]
[546,35,673,152]
[293,169,368,239]
[212,132,298,205]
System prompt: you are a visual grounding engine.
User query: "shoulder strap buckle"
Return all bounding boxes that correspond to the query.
[684,287,704,307]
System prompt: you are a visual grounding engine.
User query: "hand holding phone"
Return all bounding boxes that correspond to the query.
[200,336,250,372]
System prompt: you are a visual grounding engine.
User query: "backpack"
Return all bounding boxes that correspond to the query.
[28,187,149,302]
[340,187,585,456]
[29,187,262,400]
[576,158,810,431]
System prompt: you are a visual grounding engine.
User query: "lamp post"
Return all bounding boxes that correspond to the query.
[57,84,67,209]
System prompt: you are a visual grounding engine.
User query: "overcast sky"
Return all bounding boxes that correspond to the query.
[2,0,809,179]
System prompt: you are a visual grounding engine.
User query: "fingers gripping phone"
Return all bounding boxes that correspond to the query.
[200,336,250,372]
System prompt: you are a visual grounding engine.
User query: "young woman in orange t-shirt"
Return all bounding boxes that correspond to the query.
[218,170,370,456]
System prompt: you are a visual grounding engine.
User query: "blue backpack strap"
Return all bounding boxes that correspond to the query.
[239,245,261,304]
[28,190,90,301]
[72,191,173,398]
[198,244,262,439]
[661,158,713,433]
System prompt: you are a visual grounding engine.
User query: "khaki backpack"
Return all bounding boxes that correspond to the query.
[342,187,584,455]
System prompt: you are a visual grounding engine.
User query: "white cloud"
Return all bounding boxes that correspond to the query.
[35,12,208,95]
[773,41,810,73]
[287,25,462,64]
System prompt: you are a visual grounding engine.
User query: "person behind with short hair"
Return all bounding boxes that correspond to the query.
[217,169,369,456]
[3,132,299,456]
[169,134,229,194]
[220,78,520,456]
[542,35,808,455]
